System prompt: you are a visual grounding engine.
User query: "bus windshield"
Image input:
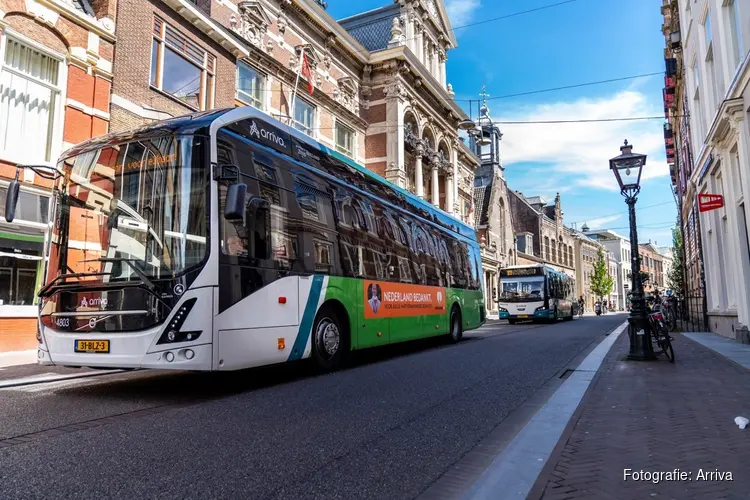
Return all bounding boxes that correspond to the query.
[500,276,545,302]
[45,135,208,287]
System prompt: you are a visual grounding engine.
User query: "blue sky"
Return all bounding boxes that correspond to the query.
[328,0,677,247]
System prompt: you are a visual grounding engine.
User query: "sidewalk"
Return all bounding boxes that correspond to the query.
[528,331,750,499]
[0,350,86,383]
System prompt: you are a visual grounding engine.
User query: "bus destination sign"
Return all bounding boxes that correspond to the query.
[500,267,543,277]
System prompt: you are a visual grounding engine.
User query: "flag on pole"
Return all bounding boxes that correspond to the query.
[300,52,314,95]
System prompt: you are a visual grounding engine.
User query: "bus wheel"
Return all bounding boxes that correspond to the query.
[449,306,463,343]
[508,319,517,325]
[311,306,347,372]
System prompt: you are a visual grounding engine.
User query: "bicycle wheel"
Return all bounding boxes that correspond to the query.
[661,338,675,363]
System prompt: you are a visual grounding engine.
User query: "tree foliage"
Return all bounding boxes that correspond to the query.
[590,247,614,300]
[667,217,685,297]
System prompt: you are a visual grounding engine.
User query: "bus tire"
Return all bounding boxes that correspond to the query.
[508,319,517,325]
[449,306,463,343]
[311,305,348,372]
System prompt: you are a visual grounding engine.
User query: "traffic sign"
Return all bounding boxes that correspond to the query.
[698,193,724,212]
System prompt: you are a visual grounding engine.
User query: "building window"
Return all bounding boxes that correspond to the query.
[236,62,264,109]
[728,0,744,67]
[0,184,50,224]
[151,17,216,111]
[293,97,315,136]
[0,35,63,163]
[335,121,354,157]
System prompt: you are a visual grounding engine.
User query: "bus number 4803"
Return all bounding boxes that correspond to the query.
[55,318,70,328]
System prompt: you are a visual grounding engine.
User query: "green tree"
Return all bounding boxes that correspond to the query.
[667,217,684,297]
[590,247,614,301]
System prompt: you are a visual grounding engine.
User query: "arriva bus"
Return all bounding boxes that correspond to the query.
[3,107,485,372]
[497,264,577,324]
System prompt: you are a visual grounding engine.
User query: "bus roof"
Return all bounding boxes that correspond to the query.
[63,107,477,239]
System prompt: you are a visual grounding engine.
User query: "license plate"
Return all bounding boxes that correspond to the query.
[74,340,110,353]
[517,315,529,319]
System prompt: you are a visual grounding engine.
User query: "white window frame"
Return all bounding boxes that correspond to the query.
[236,61,265,110]
[726,0,744,68]
[0,28,66,167]
[292,96,315,137]
[150,17,216,111]
[0,179,52,231]
[334,119,355,158]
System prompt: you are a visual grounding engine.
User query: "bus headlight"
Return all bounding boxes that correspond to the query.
[157,298,203,345]
[498,307,508,313]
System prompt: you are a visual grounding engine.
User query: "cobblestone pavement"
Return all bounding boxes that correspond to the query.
[529,333,750,500]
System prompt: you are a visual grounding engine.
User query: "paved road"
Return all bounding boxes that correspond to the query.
[0,315,625,500]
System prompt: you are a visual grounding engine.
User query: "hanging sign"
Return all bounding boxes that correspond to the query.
[698,193,724,213]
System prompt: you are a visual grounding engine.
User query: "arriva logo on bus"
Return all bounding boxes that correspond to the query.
[81,297,108,308]
[248,121,286,147]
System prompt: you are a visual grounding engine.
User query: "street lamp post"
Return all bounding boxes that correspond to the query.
[609,140,656,361]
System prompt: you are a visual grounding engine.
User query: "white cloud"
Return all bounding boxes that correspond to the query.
[446,0,481,28]
[583,214,622,229]
[498,89,670,192]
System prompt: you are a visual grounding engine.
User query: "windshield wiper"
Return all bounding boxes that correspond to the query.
[38,271,111,297]
[79,258,157,292]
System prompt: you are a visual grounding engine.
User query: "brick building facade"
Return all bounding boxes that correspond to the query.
[639,242,665,293]
[0,0,114,351]
[509,191,576,277]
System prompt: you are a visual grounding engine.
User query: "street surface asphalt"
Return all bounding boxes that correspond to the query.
[0,315,625,500]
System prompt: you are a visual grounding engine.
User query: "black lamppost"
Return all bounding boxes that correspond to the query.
[609,140,656,361]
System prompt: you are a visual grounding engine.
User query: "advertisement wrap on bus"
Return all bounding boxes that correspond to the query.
[497,265,577,324]
[3,107,485,373]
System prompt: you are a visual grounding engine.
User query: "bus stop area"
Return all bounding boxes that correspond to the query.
[524,331,750,500]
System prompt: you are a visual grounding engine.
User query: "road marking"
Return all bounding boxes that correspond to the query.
[0,370,126,390]
[463,321,628,500]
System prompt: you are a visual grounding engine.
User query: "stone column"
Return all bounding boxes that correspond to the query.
[385,80,406,187]
[451,144,459,214]
[439,52,447,87]
[416,25,424,62]
[729,117,750,331]
[415,143,424,198]
[445,171,454,215]
[431,165,439,207]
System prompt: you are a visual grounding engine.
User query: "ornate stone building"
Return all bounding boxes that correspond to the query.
[345,0,476,223]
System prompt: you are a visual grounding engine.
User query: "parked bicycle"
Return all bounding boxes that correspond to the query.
[645,295,675,363]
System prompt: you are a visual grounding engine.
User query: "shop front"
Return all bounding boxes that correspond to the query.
[0,183,49,352]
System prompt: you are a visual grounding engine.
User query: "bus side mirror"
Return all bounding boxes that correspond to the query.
[247,196,269,212]
[224,183,247,221]
[4,179,20,223]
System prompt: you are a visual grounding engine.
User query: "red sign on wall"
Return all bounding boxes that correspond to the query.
[698,194,724,212]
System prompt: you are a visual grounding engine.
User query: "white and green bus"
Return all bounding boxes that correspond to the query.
[4,107,485,372]
[497,264,577,324]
